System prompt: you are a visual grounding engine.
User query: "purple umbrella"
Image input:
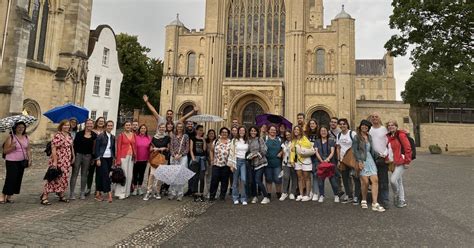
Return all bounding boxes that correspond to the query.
[255,114,293,130]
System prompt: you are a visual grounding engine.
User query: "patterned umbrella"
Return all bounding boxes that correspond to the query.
[0,115,37,132]
[154,165,195,185]
[187,114,224,123]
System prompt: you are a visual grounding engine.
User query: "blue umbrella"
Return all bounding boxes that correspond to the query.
[43,103,89,124]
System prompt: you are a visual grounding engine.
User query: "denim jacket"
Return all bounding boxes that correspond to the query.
[351,133,377,163]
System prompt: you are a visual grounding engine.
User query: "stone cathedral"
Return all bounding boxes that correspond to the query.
[160,0,397,128]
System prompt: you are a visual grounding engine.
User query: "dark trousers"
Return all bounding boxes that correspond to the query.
[209,166,230,199]
[2,160,25,195]
[132,161,147,186]
[190,157,206,194]
[341,168,361,199]
[95,157,113,193]
[246,165,256,198]
[375,157,390,204]
[86,162,96,191]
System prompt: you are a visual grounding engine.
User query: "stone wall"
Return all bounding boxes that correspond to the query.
[355,100,413,135]
[419,123,474,149]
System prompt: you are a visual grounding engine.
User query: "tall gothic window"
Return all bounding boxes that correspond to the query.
[315,49,325,74]
[187,53,196,75]
[226,0,286,78]
[27,0,49,62]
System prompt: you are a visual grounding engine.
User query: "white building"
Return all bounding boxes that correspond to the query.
[85,25,123,133]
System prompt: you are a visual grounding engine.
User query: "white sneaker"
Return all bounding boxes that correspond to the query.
[279,193,288,201]
[233,200,239,205]
[138,188,144,196]
[296,195,303,201]
[361,200,368,209]
[372,203,386,212]
[312,194,319,201]
[251,197,258,204]
[334,196,340,203]
[318,195,325,203]
[143,193,151,201]
[132,189,138,196]
[309,191,314,198]
[154,193,161,200]
[118,196,126,200]
[302,196,311,202]
[261,197,270,204]
[242,201,248,205]
[289,194,295,200]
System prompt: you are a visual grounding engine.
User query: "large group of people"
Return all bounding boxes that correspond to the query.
[1,95,414,213]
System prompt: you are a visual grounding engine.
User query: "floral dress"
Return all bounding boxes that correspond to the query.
[44,132,73,193]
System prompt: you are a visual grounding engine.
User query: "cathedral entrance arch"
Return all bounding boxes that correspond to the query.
[311,110,331,128]
[229,93,270,129]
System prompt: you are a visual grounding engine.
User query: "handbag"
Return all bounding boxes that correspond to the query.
[111,167,126,186]
[149,150,166,168]
[43,167,62,182]
[317,161,335,179]
[341,148,357,169]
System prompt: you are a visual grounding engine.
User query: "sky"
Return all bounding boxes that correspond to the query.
[91,0,413,100]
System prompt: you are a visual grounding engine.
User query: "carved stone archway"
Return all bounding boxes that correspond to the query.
[230,93,270,128]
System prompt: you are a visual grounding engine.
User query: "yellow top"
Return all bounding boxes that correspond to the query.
[289,136,313,163]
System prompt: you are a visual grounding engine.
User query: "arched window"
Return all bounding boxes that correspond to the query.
[361,79,366,89]
[360,95,366,100]
[27,0,49,62]
[187,53,196,75]
[226,0,286,78]
[315,49,325,74]
[378,79,383,90]
[183,105,195,117]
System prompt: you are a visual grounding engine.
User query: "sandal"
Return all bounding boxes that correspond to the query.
[6,199,14,203]
[40,199,51,205]
[95,196,103,202]
[58,197,70,203]
[361,200,368,209]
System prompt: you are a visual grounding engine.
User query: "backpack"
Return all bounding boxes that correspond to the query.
[44,141,52,156]
[337,130,354,142]
[397,132,416,160]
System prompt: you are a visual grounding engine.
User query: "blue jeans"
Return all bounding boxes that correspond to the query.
[254,167,268,197]
[232,159,247,202]
[318,175,339,197]
[265,167,282,184]
[312,171,320,195]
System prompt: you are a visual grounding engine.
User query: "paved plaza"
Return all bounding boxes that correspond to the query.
[0,149,472,247]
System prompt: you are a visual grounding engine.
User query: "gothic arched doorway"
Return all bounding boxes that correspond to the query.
[311,110,331,128]
[242,102,264,128]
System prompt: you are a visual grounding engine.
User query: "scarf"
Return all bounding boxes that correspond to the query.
[154,130,168,140]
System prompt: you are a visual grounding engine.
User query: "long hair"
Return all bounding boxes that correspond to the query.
[138,124,148,136]
[11,121,27,135]
[206,129,216,143]
[305,119,319,136]
[235,126,248,143]
[292,125,304,140]
[248,126,260,139]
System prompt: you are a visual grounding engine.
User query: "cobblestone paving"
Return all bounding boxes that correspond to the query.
[115,200,214,247]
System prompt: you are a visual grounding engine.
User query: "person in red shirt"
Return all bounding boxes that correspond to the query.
[132,124,151,196]
[386,120,412,208]
[115,121,136,199]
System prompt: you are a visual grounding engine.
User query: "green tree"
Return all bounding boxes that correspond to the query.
[116,33,163,113]
[385,0,473,106]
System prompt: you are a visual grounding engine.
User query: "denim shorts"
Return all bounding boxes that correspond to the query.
[264,167,282,184]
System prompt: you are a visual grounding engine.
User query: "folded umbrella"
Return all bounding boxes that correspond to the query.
[256,114,292,129]
[187,114,224,123]
[154,164,195,185]
[43,103,89,124]
[317,162,336,180]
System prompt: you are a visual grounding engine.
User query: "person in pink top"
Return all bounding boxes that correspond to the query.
[132,124,151,196]
[115,121,136,199]
[1,121,31,204]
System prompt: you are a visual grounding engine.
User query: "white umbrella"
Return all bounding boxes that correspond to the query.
[154,165,195,185]
[187,114,224,123]
[0,115,37,132]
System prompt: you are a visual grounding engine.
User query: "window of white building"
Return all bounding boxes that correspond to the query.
[93,76,100,95]
[103,111,108,121]
[90,110,97,120]
[102,47,110,65]
[105,79,111,96]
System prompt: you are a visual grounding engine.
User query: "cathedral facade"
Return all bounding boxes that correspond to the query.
[0,0,92,142]
[160,0,397,128]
